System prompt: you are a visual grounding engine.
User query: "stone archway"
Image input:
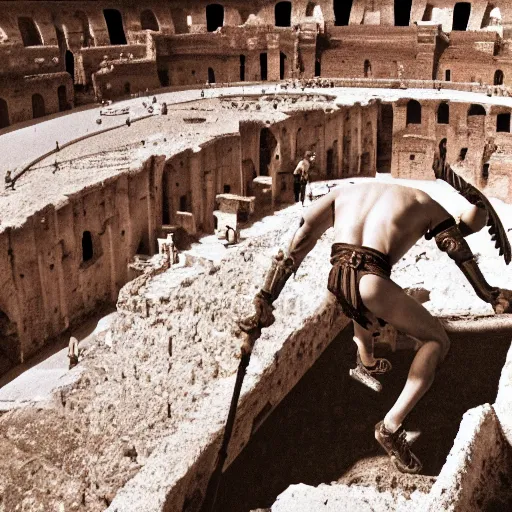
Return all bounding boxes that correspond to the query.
[453,2,471,31]
[334,0,353,26]
[275,2,292,27]
[259,128,277,177]
[58,85,68,111]
[103,9,127,45]
[0,309,19,365]
[32,94,45,118]
[377,104,393,172]
[0,98,9,128]
[206,4,224,32]
[141,10,159,31]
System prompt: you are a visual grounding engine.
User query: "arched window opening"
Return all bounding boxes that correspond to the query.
[58,85,68,112]
[422,4,434,21]
[377,104,394,172]
[171,8,189,34]
[437,102,449,124]
[158,68,169,87]
[103,9,127,45]
[394,0,412,26]
[141,10,159,31]
[260,128,277,176]
[206,4,224,32]
[315,58,321,77]
[208,67,215,84]
[334,0,353,26]
[468,104,486,116]
[18,17,43,46]
[482,163,490,181]
[280,52,287,80]
[275,2,292,27]
[32,94,45,119]
[406,100,422,125]
[306,2,316,17]
[136,238,150,256]
[260,53,268,81]
[459,148,468,161]
[494,69,504,86]
[124,82,131,94]
[445,69,451,81]
[76,11,94,47]
[326,148,334,176]
[179,195,189,212]
[497,113,510,132]
[481,4,501,28]
[79,12,94,47]
[0,98,10,128]
[240,55,246,81]
[364,60,371,78]
[453,3,471,31]
[0,309,18,362]
[82,231,93,262]
[65,50,74,82]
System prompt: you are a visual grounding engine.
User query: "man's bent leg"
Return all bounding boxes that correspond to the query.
[359,274,450,472]
[350,321,393,392]
[359,274,449,428]
[353,321,375,366]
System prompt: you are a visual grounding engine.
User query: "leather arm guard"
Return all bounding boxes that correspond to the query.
[239,250,296,333]
[435,222,500,306]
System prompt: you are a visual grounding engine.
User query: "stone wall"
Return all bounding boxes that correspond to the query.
[5,1,512,128]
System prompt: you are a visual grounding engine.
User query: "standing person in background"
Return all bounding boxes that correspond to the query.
[293,151,315,206]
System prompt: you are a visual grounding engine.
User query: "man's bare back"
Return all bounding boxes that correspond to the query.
[303,182,451,265]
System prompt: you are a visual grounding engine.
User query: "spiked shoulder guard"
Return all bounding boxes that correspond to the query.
[433,160,511,265]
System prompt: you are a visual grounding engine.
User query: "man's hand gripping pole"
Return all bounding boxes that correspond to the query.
[201,250,295,512]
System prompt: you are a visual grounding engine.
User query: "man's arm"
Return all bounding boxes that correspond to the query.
[434,220,512,313]
[457,204,488,237]
[239,193,335,333]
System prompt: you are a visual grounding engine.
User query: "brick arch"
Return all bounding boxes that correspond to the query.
[141,9,159,31]
[18,17,43,46]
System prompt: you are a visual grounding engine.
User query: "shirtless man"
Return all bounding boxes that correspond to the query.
[293,151,315,205]
[240,181,512,474]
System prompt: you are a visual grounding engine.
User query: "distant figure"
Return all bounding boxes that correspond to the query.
[56,141,60,151]
[4,170,14,190]
[201,89,205,98]
[68,336,79,369]
[152,96,157,104]
[161,102,168,115]
[293,151,316,205]
[126,117,131,127]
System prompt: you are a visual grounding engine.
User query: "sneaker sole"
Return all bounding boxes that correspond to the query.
[349,367,382,393]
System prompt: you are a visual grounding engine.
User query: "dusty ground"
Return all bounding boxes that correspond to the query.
[216,325,512,512]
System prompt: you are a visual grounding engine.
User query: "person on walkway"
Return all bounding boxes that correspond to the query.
[293,151,315,205]
[239,180,511,474]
